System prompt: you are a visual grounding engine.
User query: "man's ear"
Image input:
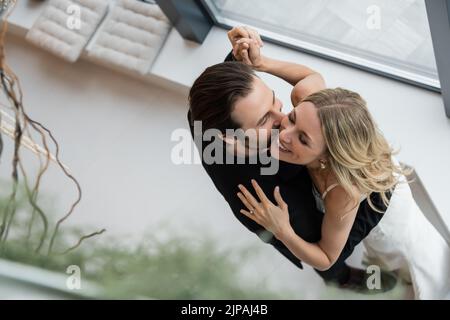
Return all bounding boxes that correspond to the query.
[219,133,250,151]
[218,133,237,146]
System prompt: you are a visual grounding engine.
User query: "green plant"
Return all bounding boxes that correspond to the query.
[0,1,104,257]
[0,188,288,299]
[0,4,285,300]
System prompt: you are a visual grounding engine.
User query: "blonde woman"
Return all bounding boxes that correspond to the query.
[237,87,450,299]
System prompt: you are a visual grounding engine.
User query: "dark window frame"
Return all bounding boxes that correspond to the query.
[425,0,450,117]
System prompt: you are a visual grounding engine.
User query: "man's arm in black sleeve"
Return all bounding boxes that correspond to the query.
[225,51,237,62]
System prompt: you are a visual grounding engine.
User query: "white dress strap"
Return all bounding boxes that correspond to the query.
[321,183,339,200]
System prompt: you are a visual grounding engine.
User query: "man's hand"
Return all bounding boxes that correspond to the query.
[234,38,265,70]
[228,26,326,102]
[227,26,263,61]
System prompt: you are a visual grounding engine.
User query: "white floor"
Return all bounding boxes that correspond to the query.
[0,34,412,299]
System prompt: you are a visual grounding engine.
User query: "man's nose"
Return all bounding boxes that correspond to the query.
[272,109,285,128]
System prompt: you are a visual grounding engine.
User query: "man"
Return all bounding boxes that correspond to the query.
[188,26,396,291]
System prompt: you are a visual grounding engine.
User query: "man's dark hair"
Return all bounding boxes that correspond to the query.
[189,61,255,133]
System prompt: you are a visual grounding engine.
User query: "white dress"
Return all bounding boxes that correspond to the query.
[312,173,450,299]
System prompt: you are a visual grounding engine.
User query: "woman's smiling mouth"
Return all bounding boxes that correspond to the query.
[277,137,291,153]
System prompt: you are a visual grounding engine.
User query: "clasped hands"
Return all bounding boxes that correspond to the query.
[227,26,265,70]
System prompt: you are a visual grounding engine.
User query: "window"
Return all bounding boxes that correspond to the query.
[203,0,439,91]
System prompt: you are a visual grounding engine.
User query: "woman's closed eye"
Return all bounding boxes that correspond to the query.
[299,134,308,145]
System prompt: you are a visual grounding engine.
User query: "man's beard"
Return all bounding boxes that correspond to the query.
[244,138,271,149]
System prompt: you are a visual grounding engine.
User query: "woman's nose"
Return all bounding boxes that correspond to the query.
[279,116,293,142]
[280,114,290,131]
[279,127,292,145]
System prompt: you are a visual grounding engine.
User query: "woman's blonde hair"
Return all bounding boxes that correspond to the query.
[302,87,410,213]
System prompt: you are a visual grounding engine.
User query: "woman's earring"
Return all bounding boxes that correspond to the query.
[320,160,326,170]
